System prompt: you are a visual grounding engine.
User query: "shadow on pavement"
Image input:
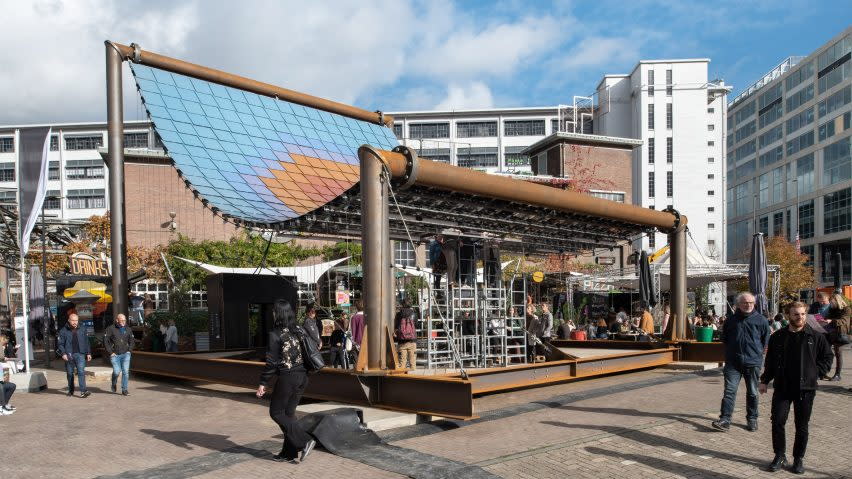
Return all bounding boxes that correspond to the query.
[548,404,715,432]
[583,446,742,479]
[140,428,272,458]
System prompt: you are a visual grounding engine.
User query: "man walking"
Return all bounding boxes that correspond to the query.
[712,292,770,432]
[104,313,135,395]
[759,302,833,474]
[57,313,91,398]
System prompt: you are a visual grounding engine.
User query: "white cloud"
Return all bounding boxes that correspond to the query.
[434,82,494,110]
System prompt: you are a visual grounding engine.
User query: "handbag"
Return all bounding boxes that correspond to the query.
[295,326,325,372]
[829,329,851,345]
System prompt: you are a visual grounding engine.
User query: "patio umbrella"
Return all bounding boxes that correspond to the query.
[833,252,843,294]
[638,250,657,308]
[748,233,768,316]
[28,265,46,341]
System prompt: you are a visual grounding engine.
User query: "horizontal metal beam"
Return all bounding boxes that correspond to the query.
[108,41,392,127]
[674,341,725,363]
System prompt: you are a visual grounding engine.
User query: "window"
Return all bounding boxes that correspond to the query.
[648,233,655,249]
[798,199,815,239]
[393,241,416,267]
[44,190,60,210]
[758,99,783,129]
[666,171,673,197]
[771,167,784,204]
[735,101,756,123]
[666,103,672,129]
[821,241,852,283]
[772,211,784,237]
[589,191,625,202]
[756,216,768,236]
[735,181,752,217]
[708,223,715,229]
[67,189,106,209]
[666,69,672,96]
[796,153,814,195]
[758,146,783,169]
[786,84,814,112]
[707,124,715,131]
[536,152,547,174]
[758,172,770,209]
[416,148,450,163]
[708,157,715,163]
[503,146,530,167]
[786,108,814,135]
[648,172,655,198]
[456,121,497,138]
[707,174,715,180]
[786,61,814,90]
[64,135,104,150]
[132,282,170,311]
[123,132,148,148]
[735,120,756,143]
[409,123,449,139]
[647,69,655,96]
[647,137,655,163]
[758,124,783,148]
[457,147,498,168]
[823,136,851,186]
[0,191,14,204]
[666,137,672,163]
[708,107,715,113]
[824,188,851,234]
[189,289,208,309]
[707,141,715,147]
[66,159,105,179]
[49,136,59,151]
[818,85,851,118]
[392,124,403,139]
[504,120,545,136]
[48,161,59,180]
[707,190,715,196]
[736,159,755,179]
[0,163,14,182]
[817,35,851,93]
[647,104,655,130]
[786,130,814,156]
[801,245,815,268]
[0,137,13,153]
[818,111,851,141]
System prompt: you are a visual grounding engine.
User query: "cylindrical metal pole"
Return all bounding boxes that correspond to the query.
[41,206,50,367]
[669,224,688,340]
[106,42,128,318]
[359,146,386,370]
[381,178,393,368]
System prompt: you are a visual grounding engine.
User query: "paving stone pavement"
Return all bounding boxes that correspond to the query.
[1,351,849,478]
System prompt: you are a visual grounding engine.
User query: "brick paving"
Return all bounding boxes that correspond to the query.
[1,349,849,478]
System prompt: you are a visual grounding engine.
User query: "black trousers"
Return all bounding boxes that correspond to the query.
[329,346,349,368]
[771,389,815,459]
[269,370,312,459]
[1,381,15,407]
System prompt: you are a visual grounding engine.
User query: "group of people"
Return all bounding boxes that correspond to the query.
[579,306,657,340]
[713,291,850,474]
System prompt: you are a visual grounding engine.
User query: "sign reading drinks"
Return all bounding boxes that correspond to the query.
[69,253,111,276]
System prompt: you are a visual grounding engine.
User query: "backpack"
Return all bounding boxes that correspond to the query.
[397,312,417,341]
[293,326,325,373]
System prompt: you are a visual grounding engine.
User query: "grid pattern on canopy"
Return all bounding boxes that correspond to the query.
[130,64,398,225]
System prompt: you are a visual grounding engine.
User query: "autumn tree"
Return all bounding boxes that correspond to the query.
[729,236,815,305]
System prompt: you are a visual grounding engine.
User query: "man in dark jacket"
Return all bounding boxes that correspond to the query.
[712,292,770,432]
[104,314,135,395]
[759,301,833,474]
[57,313,92,398]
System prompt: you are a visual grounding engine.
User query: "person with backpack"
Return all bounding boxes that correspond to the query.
[256,299,317,464]
[394,300,417,370]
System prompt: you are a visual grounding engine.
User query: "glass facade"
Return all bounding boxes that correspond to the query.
[824,187,851,234]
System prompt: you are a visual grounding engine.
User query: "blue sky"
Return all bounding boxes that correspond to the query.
[1,0,850,124]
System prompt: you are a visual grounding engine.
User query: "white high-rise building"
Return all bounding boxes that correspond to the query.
[594,59,731,310]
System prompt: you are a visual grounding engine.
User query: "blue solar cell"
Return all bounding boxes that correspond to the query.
[142,91,165,107]
[201,104,224,119]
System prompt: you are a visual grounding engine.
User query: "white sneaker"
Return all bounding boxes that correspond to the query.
[0,408,14,416]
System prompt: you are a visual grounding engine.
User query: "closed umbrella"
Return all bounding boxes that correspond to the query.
[638,250,657,309]
[833,252,843,294]
[28,265,46,342]
[748,233,768,316]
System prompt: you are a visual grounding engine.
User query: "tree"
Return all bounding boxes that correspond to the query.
[729,236,815,305]
[564,145,617,194]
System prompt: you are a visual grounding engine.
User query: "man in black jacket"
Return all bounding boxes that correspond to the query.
[759,301,833,474]
[712,292,771,432]
[57,314,92,398]
[104,314,135,395]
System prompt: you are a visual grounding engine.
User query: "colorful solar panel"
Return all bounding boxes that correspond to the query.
[129,64,399,224]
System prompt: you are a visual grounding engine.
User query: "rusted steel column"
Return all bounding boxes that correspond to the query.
[669,223,688,340]
[106,41,129,317]
[359,146,389,370]
[109,42,392,127]
[381,181,393,367]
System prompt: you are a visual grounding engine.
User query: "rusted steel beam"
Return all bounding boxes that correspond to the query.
[675,341,725,363]
[108,41,393,127]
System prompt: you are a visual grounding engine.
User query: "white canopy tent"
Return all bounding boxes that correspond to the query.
[174,256,350,284]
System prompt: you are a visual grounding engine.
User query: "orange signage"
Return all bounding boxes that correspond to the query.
[69,254,111,276]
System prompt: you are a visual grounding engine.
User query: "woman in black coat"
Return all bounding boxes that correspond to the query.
[256,299,316,463]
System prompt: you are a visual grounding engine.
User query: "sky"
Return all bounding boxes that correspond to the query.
[0,0,849,125]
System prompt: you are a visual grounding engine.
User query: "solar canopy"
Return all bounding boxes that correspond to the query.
[130,64,398,226]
